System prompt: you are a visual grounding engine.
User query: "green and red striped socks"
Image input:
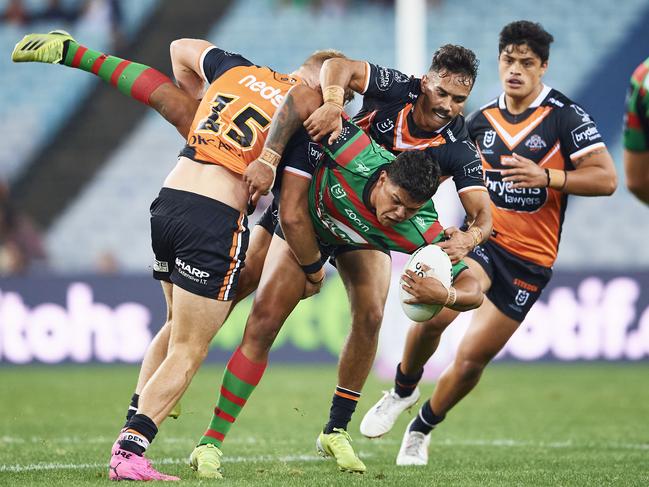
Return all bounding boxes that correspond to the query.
[199,347,267,447]
[60,41,172,104]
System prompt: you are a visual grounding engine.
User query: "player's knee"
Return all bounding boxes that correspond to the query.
[454,357,486,383]
[351,305,384,336]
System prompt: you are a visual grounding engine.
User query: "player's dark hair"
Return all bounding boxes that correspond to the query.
[386,151,441,202]
[499,21,554,63]
[428,44,479,86]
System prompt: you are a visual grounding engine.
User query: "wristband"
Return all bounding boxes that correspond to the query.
[258,147,281,168]
[468,226,483,248]
[544,168,551,187]
[323,85,345,109]
[547,168,567,191]
[300,259,323,275]
[444,286,457,307]
[257,159,277,194]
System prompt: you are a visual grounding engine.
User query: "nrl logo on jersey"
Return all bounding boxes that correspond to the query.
[330,183,347,199]
[355,161,371,175]
[483,130,497,148]
[524,134,547,151]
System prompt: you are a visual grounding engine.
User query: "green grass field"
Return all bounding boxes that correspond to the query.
[1,363,648,486]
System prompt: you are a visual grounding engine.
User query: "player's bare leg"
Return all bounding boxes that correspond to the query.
[360,258,490,439]
[190,235,305,478]
[396,293,518,466]
[315,249,390,473]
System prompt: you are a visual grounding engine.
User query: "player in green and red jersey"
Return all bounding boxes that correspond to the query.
[230,84,483,473]
[624,57,649,205]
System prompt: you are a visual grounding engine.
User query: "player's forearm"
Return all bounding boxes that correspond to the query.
[460,191,492,245]
[562,164,617,196]
[624,150,649,205]
[264,88,317,156]
[169,39,209,99]
[320,58,366,94]
[446,274,483,312]
[279,207,321,268]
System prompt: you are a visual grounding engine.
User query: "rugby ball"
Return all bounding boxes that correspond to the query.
[399,245,452,322]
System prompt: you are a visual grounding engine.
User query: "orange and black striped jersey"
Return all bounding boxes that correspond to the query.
[353,63,485,194]
[467,85,606,267]
[179,47,301,175]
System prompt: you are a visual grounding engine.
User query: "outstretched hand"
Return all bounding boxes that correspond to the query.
[437,227,473,263]
[304,103,343,145]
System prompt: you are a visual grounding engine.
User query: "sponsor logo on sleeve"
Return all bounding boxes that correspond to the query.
[571,122,602,148]
[153,260,169,273]
[376,66,395,91]
[483,130,497,148]
[307,142,324,168]
[484,169,547,212]
[463,158,484,180]
[570,104,591,122]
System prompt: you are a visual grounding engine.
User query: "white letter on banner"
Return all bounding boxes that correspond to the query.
[601,278,638,360]
[0,291,32,363]
[27,303,69,363]
[625,305,649,359]
[550,287,581,360]
[68,283,94,362]
[507,301,552,360]
[115,303,151,363]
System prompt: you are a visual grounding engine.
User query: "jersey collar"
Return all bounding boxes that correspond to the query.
[498,84,552,110]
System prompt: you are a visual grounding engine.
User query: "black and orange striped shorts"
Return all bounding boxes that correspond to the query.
[150,188,249,301]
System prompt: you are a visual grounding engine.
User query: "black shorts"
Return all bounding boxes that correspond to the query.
[255,200,279,235]
[467,239,552,322]
[150,188,249,301]
[273,224,389,266]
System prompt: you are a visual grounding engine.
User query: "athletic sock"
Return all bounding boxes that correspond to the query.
[123,393,139,428]
[323,386,361,433]
[409,400,445,435]
[198,347,267,448]
[394,362,423,398]
[59,41,171,104]
[119,413,158,456]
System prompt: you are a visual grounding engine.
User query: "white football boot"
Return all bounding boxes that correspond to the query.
[396,419,431,466]
[359,387,420,438]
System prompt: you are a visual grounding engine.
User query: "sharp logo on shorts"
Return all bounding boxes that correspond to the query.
[525,134,547,152]
[175,258,210,283]
[514,289,530,307]
[375,66,395,92]
[238,74,284,108]
[331,183,347,199]
[153,259,169,273]
[483,130,497,148]
[571,122,601,148]
[308,142,324,167]
[377,119,395,134]
[485,169,547,212]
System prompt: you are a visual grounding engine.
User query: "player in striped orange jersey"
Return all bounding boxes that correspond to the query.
[624,57,649,205]
[359,21,618,466]
[13,31,348,480]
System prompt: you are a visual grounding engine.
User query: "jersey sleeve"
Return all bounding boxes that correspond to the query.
[431,140,485,193]
[280,128,322,180]
[361,63,418,100]
[558,103,606,161]
[201,46,254,83]
[623,68,649,151]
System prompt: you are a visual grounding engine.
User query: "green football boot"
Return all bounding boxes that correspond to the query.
[316,428,366,473]
[168,401,181,419]
[189,443,223,479]
[12,30,74,64]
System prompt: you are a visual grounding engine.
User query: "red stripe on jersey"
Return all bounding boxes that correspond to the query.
[333,168,419,252]
[214,407,235,423]
[204,429,225,441]
[627,112,642,130]
[90,54,107,74]
[227,347,266,386]
[422,221,444,244]
[110,60,131,86]
[70,46,87,68]
[220,386,246,407]
[632,63,649,85]
[337,133,372,166]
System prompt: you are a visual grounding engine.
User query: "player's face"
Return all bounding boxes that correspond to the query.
[498,44,548,100]
[417,70,473,131]
[372,173,426,226]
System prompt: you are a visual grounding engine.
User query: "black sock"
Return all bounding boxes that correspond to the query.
[323,386,361,434]
[394,363,423,398]
[123,393,139,428]
[60,39,71,64]
[118,413,158,456]
[409,400,445,435]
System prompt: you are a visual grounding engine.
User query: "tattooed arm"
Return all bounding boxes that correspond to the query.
[244,85,323,203]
